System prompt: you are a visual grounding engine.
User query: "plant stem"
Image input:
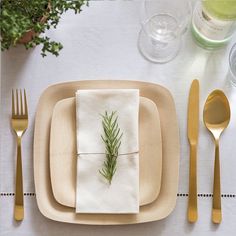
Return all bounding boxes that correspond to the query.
[99,111,123,184]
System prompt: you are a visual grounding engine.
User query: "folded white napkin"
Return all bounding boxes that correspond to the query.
[75,89,139,214]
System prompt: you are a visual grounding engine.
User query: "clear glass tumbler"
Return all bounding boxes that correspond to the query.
[138,0,192,63]
[229,43,236,86]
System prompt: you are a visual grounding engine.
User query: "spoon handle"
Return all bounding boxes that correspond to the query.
[212,139,222,224]
[188,144,198,222]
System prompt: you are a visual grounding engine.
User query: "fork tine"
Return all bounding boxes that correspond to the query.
[12,90,15,116]
[24,89,28,116]
[16,89,19,115]
[20,90,24,115]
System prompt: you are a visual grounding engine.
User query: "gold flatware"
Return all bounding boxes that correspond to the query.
[11,89,28,221]
[187,79,199,223]
[203,90,230,224]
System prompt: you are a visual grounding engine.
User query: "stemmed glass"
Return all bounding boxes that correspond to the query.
[138,0,192,63]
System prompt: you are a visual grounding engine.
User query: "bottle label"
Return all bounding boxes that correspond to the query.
[192,3,235,40]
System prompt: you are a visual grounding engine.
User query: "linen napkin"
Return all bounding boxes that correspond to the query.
[75,89,139,214]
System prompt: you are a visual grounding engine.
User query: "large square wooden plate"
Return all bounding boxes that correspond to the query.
[34,80,180,225]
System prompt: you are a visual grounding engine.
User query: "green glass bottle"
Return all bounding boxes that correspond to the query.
[192,0,236,49]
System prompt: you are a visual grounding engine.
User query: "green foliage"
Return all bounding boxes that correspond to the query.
[0,0,88,56]
[99,111,123,185]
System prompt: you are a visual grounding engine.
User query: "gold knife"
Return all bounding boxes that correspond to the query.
[187,79,199,223]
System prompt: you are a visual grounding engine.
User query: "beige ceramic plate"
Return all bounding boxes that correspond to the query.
[34,80,180,225]
[50,97,162,208]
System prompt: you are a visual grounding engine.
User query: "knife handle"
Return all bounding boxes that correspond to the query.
[188,144,198,223]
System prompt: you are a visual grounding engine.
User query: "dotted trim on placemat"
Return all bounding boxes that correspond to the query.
[0,193,236,198]
[0,192,35,196]
[177,193,236,198]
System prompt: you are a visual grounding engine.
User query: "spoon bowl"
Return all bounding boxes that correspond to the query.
[203,90,231,224]
[204,90,230,138]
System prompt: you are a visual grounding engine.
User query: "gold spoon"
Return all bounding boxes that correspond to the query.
[203,90,230,224]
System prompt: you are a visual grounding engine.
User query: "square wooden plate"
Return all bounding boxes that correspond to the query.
[50,97,162,208]
[34,80,180,225]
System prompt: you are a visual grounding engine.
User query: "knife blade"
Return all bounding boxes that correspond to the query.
[187,79,199,223]
[188,80,199,143]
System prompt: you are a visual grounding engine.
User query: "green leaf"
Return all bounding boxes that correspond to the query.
[0,0,89,56]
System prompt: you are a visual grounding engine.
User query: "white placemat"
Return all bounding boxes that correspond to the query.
[1,0,236,235]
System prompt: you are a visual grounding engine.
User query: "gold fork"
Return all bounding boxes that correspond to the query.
[11,89,28,221]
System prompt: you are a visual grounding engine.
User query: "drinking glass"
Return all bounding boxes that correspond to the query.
[138,0,192,63]
[229,43,236,86]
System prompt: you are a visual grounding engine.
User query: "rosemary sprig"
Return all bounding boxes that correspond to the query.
[99,111,123,184]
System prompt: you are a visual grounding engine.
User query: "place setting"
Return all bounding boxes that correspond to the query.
[1,0,236,235]
[9,80,233,225]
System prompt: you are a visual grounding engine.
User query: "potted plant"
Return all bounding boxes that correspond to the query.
[0,0,88,56]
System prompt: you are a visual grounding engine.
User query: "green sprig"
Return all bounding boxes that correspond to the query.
[99,111,123,185]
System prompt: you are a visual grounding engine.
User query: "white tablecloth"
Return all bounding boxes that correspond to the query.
[1,0,236,235]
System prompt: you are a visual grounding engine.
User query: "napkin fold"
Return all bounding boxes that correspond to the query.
[75,89,139,214]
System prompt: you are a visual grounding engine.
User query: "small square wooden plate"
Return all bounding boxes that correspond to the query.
[50,97,162,208]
